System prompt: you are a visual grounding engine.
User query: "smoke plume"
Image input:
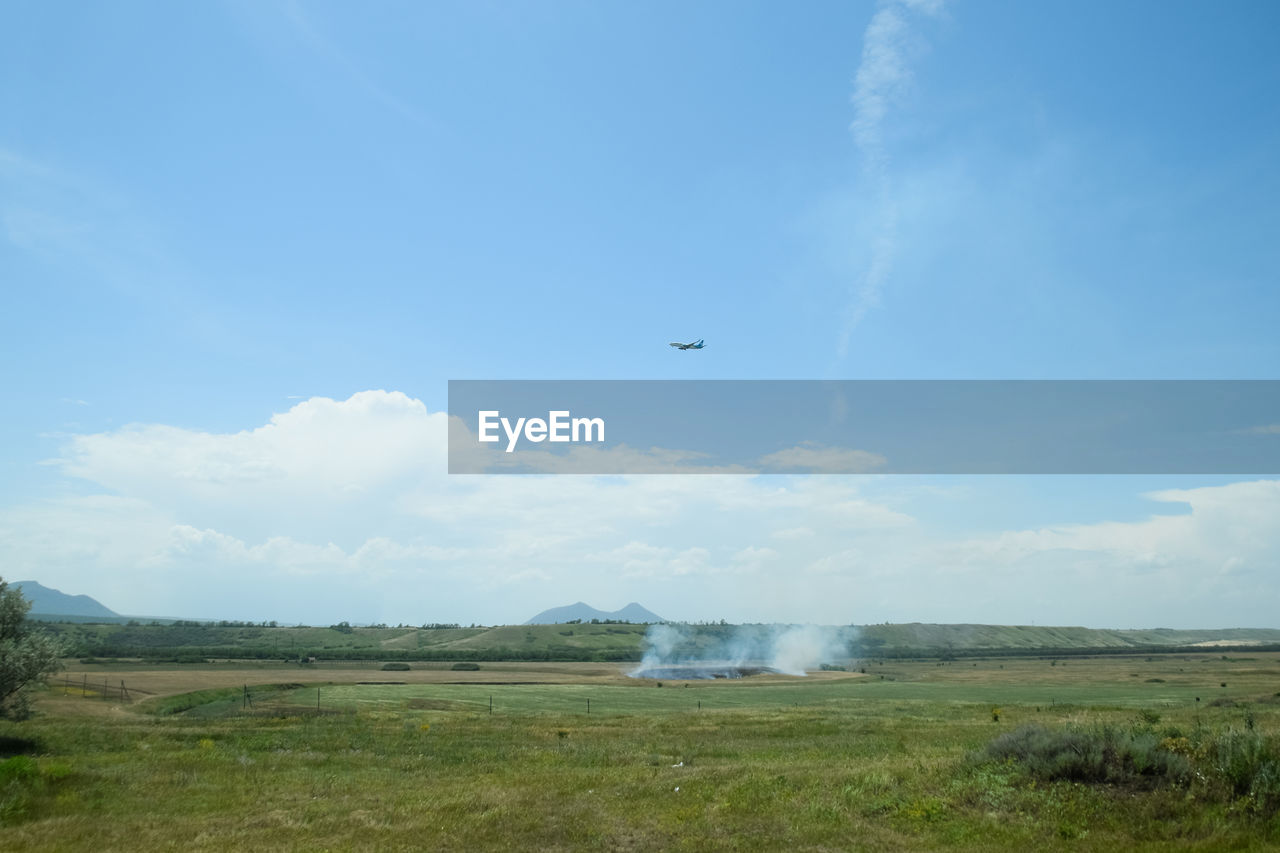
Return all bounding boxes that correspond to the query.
[630,623,856,679]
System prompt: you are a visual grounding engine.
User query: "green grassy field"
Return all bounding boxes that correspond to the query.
[2,653,1278,850]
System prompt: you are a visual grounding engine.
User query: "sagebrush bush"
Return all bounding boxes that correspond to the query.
[985,723,1191,787]
[1201,728,1280,811]
[985,723,1280,815]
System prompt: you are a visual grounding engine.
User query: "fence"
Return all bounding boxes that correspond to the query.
[62,674,133,702]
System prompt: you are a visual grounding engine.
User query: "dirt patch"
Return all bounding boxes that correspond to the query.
[1189,640,1264,647]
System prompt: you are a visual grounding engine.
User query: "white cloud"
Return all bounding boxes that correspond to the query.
[59,390,444,545]
[6,392,914,621]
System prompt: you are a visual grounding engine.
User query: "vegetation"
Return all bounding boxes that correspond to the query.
[0,579,65,720]
[0,651,1277,848]
[984,723,1193,787]
[32,621,649,663]
[31,619,1280,666]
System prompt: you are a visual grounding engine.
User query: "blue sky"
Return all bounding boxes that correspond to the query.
[2,1,1278,626]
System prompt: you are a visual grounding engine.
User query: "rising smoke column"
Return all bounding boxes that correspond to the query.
[630,623,856,678]
[632,623,691,674]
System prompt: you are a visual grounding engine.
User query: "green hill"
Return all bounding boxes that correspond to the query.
[33,618,1280,663]
[857,623,1280,655]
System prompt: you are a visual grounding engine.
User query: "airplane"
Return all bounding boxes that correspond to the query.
[669,339,706,350]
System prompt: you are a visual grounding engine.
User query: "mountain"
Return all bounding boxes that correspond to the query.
[525,601,664,625]
[11,580,119,618]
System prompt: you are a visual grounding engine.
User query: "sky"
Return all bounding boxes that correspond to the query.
[1,0,1278,627]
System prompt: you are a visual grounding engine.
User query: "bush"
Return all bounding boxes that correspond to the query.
[450,662,480,671]
[983,723,1280,815]
[380,662,410,671]
[1203,729,1280,810]
[984,724,1191,788]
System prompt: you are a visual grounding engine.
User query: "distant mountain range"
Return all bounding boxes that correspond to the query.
[12,580,119,618]
[525,601,664,625]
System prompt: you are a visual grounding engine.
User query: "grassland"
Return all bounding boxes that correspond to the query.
[2,651,1279,850]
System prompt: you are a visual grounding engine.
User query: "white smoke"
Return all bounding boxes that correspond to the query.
[640,623,686,667]
[631,623,854,678]
[769,624,841,675]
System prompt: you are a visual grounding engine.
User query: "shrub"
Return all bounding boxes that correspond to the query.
[1201,729,1280,810]
[984,724,1191,788]
[450,662,480,671]
[380,662,410,671]
[984,724,1280,815]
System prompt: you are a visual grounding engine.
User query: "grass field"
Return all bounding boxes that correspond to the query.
[2,652,1279,850]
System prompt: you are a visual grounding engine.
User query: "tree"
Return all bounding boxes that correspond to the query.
[0,577,66,720]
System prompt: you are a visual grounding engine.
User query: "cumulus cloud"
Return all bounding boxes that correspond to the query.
[4,391,918,622]
[56,390,444,545]
[65,390,441,493]
[945,481,1280,573]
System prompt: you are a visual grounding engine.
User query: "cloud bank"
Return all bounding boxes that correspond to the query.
[1,390,1277,628]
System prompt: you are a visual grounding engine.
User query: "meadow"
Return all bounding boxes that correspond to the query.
[2,652,1278,850]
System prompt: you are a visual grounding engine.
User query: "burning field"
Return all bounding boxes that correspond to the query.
[628,664,781,680]
[627,622,855,680]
